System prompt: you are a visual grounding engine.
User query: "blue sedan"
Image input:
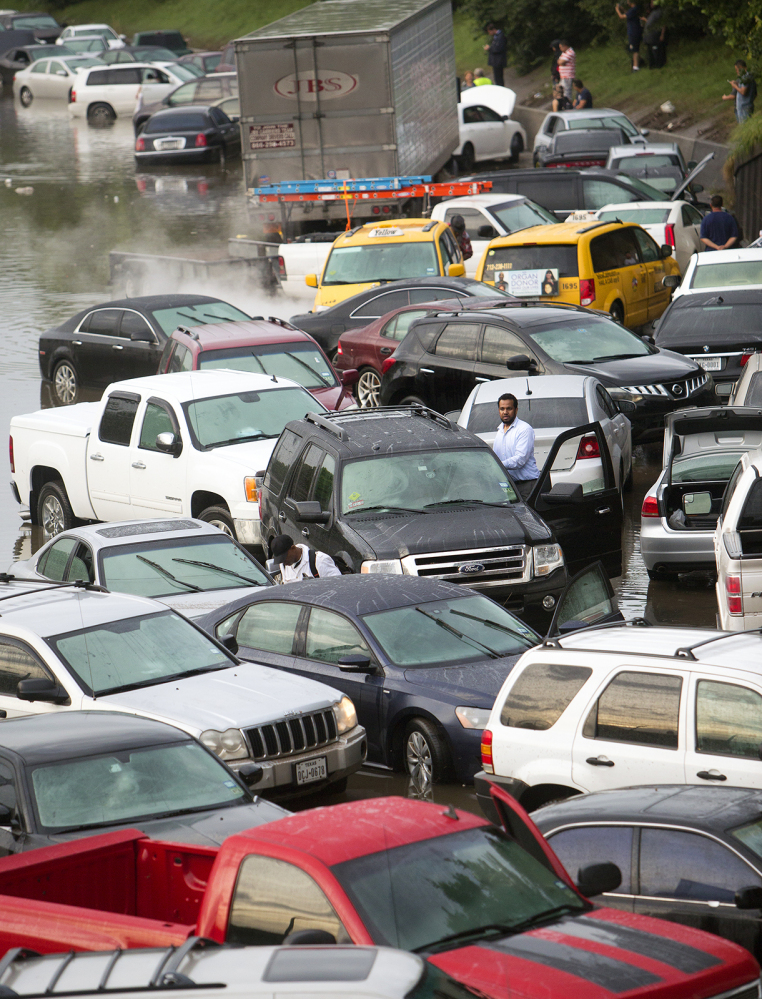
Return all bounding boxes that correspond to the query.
[198,576,539,786]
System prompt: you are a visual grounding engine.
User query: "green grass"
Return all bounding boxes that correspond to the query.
[453,11,489,76]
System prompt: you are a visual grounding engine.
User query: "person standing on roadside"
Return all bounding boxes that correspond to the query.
[552,83,572,111]
[492,394,539,501]
[700,195,739,251]
[550,39,561,85]
[722,60,756,122]
[449,215,473,261]
[641,1,666,68]
[557,40,576,101]
[572,79,593,108]
[616,0,642,71]
[484,21,507,87]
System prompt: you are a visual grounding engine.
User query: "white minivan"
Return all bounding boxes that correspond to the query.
[69,63,188,124]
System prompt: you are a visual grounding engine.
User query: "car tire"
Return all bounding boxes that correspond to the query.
[198,505,236,538]
[38,481,75,537]
[52,360,79,406]
[623,460,633,492]
[399,394,427,407]
[610,300,625,325]
[458,143,475,173]
[510,132,524,163]
[356,367,381,408]
[19,86,33,107]
[404,718,451,784]
[88,102,116,127]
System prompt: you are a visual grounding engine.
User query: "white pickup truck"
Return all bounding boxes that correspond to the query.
[10,370,326,548]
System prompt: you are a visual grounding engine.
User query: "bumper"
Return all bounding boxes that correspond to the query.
[228,724,367,797]
[640,517,716,572]
[233,518,262,546]
[10,480,20,506]
[134,148,221,164]
[474,771,529,823]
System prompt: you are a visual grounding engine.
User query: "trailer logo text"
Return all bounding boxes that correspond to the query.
[274,70,358,101]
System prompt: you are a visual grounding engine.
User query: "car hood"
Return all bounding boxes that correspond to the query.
[102,664,340,732]
[348,505,552,559]
[403,656,524,702]
[564,349,699,385]
[160,585,269,620]
[201,437,279,470]
[461,83,516,118]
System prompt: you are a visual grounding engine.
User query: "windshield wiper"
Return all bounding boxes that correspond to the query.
[136,555,202,592]
[424,498,514,509]
[449,607,537,642]
[172,557,265,586]
[347,504,429,515]
[52,798,247,834]
[504,903,588,935]
[283,351,332,387]
[204,433,270,449]
[590,353,645,362]
[414,923,515,954]
[415,607,501,659]
[96,664,229,696]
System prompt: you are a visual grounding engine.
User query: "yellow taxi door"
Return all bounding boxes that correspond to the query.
[589,229,648,327]
[631,227,671,321]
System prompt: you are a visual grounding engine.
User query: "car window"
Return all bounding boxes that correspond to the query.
[545,116,558,134]
[110,67,141,85]
[501,663,592,730]
[596,384,617,419]
[383,309,430,341]
[67,542,94,584]
[236,601,301,654]
[409,288,464,304]
[120,311,154,339]
[434,323,480,360]
[739,478,762,529]
[166,81,198,105]
[31,60,47,73]
[209,106,229,125]
[443,207,486,227]
[548,826,632,893]
[351,291,411,318]
[590,230,641,271]
[98,393,139,446]
[480,325,535,365]
[166,342,192,373]
[0,760,17,823]
[193,79,225,101]
[86,68,110,85]
[671,451,743,484]
[38,537,78,581]
[305,608,371,665]
[584,179,641,209]
[467,397,588,433]
[139,402,175,451]
[639,829,762,902]
[598,209,672,224]
[0,641,50,698]
[48,61,65,75]
[691,259,762,290]
[439,234,456,267]
[631,227,661,263]
[289,443,324,502]
[313,453,335,508]
[264,428,303,494]
[684,204,704,225]
[82,309,122,336]
[745,372,762,407]
[228,855,350,946]
[696,679,762,759]
[463,106,485,124]
[583,671,682,748]
[720,459,747,520]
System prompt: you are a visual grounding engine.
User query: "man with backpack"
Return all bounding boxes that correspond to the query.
[271,534,342,582]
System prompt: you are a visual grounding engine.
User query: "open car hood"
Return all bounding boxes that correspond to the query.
[671,151,714,201]
[460,82,516,119]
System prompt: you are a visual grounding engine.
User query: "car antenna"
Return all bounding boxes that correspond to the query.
[525,377,532,395]
[271,374,278,383]
[442,804,459,820]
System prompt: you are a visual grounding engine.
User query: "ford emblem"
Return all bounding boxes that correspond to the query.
[459,562,485,574]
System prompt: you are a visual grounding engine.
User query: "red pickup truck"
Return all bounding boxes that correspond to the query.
[0,789,756,999]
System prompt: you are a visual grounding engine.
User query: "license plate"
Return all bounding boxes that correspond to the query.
[697,357,722,371]
[295,757,327,785]
[156,138,184,150]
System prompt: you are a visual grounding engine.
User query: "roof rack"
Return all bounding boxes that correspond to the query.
[304,405,457,435]
[0,575,108,607]
[541,617,745,661]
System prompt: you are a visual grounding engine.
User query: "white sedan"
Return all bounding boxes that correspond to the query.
[57,23,125,48]
[595,200,705,274]
[670,246,762,299]
[13,54,103,104]
[456,374,633,493]
[456,85,527,170]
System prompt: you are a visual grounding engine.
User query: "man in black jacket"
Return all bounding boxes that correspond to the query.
[484,21,507,87]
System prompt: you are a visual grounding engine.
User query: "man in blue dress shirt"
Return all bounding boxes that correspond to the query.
[492,393,539,500]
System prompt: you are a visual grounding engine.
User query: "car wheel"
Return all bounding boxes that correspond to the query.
[610,300,625,325]
[404,718,451,784]
[510,132,524,163]
[38,482,75,537]
[87,102,116,127]
[52,360,79,405]
[356,367,381,408]
[399,394,427,407]
[198,505,235,538]
[458,143,475,173]
[19,86,32,107]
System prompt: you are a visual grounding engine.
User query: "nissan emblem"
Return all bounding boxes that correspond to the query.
[671,383,684,396]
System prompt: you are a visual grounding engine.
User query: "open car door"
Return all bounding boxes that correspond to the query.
[527,421,623,578]
[546,560,624,637]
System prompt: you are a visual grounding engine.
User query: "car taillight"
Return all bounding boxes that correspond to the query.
[70,89,76,103]
[664,223,676,247]
[337,342,343,356]
[641,494,660,518]
[381,356,396,375]
[741,351,754,367]
[195,133,207,147]
[277,255,286,280]
[481,729,494,774]
[135,136,145,151]
[372,206,381,214]
[9,436,14,474]
[726,573,742,615]
[576,434,600,460]
[580,278,595,307]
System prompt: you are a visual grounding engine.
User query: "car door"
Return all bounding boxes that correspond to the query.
[528,422,623,577]
[684,675,762,790]
[26,58,48,95]
[106,66,142,112]
[46,59,69,98]
[128,397,185,514]
[544,824,636,912]
[117,309,163,378]
[374,310,431,370]
[87,391,140,521]
[420,322,479,411]
[473,323,544,383]
[0,758,23,856]
[138,66,176,105]
[71,308,124,386]
[631,226,670,320]
[0,638,67,721]
[595,383,629,486]
[279,440,326,542]
[229,599,301,672]
[680,203,704,266]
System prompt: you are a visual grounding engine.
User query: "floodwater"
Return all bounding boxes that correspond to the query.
[0,90,718,809]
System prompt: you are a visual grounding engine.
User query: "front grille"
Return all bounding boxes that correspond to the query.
[401,545,530,585]
[246,708,338,761]
[620,373,709,399]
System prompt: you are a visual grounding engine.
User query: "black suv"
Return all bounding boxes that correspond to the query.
[379,303,716,443]
[259,407,623,627]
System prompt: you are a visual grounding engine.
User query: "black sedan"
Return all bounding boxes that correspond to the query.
[289,276,513,359]
[198,576,540,787]
[654,289,762,400]
[135,105,241,166]
[0,711,287,853]
[39,294,251,405]
[532,785,762,963]
[380,302,717,443]
[0,43,75,86]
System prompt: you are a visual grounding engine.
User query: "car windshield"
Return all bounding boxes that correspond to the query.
[569,114,637,136]
[12,15,59,28]
[30,741,246,832]
[183,386,324,449]
[363,594,538,667]
[65,38,106,51]
[198,343,339,389]
[100,535,269,598]
[691,260,762,289]
[49,610,233,696]
[467,397,588,434]
[482,244,579,287]
[64,57,103,68]
[489,200,558,231]
[146,112,209,132]
[612,173,665,199]
[332,825,585,952]
[151,301,249,334]
[322,243,439,285]
[598,208,672,224]
[671,450,744,483]
[74,27,113,37]
[657,302,762,341]
[341,447,518,515]
[527,315,652,363]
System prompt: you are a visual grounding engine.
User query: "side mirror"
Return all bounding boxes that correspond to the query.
[736,885,762,910]
[17,677,68,704]
[220,633,239,656]
[286,499,330,524]
[660,244,673,258]
[477,224,497,239]
[284,929,336,946]
[617,399,637,414]
[340,368,359,386]
[338,654,374,672]
[687,160,697,170]
[56,69,67,76]
[237,762,263,787]
[130,330,154,342]
[155,431,182,456]
[576,862,622,897]
[448,262,466,277]
[505,354,534,371]
[544,482,584,505]
[640,128,650,136]
[662,274,681,289]
[305,273,318,288]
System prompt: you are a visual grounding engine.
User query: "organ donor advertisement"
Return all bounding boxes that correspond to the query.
[484,262,559,297]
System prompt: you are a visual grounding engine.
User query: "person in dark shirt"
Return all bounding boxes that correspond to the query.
[572,79,593,108]
[616,0,642,70]
[699,195,739,251]
[449,215,473,260]
[483,21,507,87]
[642,1,666,67]
[550,39,561,83]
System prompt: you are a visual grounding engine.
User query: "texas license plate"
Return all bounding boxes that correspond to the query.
[156,139,184,150]
[295,757,327,785]
[697,356,722,371]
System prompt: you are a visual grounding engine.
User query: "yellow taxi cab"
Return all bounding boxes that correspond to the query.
[306,219,465,311]
[474,220,681,327]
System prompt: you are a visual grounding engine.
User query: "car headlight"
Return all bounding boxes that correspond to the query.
[334,696,357,734]
[361,559,403,574]
[533,543,564,576]
[200,728,249,761]
[455,706,491,730]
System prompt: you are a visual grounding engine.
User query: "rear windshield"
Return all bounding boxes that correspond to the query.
[198,343,338,389]
[612,173,667,199]
[658,302,762,340]
[527,315,651,363]
[467,397,588,434]
[12,14,59,28]
[615,155,680,170]
[598,208,671,224]
[322,243,439,285]
[555,131,622,152]
[671,451,745,483]
[691,260,762,289]
[146,112,209,132]
[151,300,249,335]
[569,115,638,136]
[490,200,558,230]
[134,47,177,60]
[482,245,579,285]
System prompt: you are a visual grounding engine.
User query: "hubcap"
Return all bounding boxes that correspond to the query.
[54,364,77,405]
[41,495,65,536]
[357,370,380,408]
[208,518,234,538]
[406,731,432,783]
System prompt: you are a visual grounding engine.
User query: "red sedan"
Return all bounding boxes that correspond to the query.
[158,317,358,410]
[335,297,508,408]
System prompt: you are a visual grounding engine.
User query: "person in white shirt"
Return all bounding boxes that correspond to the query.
[491,392,540,500]
[271,534,342,583]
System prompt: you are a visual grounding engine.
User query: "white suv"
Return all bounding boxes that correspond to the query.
[69,63,186,124]
[475,562,762,816]
[715,448,762,630]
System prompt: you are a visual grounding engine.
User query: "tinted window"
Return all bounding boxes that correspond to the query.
[583,671,682,748]
[313,453,335,507]
[305,608,371,665]
[596,384,617,419]
[590,230,641,272]
[264,429,302,493]
[501,663,592,730]
[555,564,617,628]
[167,343,192,373]
[657,302,762,343]
[513,177,576,207]
[119,311,154,338]
[352,291,410,318]
[739,478,762,528]
[0,642,49,697]
[721,460,747,520]
[38,537,77,581]
[482,245,579,284]
[139,402,175,451]
[209,107,229,125]
[382,310,431,341]
[434,323,480,359]
[584,179,641,209]
[289,443,323,502]
[549,826,632,893]
[632,227,660,262]
[443,207,487,227]
[527,315,650,364]
[110,67,141,85]
[409,287,468,303]
[86,69,110,85]
[696,680,762,759]
[691,260,762,290]
[98,394,139,446]
[467,397,587,434]
[480,325,533,365]
[639,829,761,902]
[84,309,122,336]
[67,543,93,584]
[198,344,337,389]
[746,372,762,408]
[236,601,300,654]
[145,112,209,132]
[439,234,455,267]
[0,761,17,819]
